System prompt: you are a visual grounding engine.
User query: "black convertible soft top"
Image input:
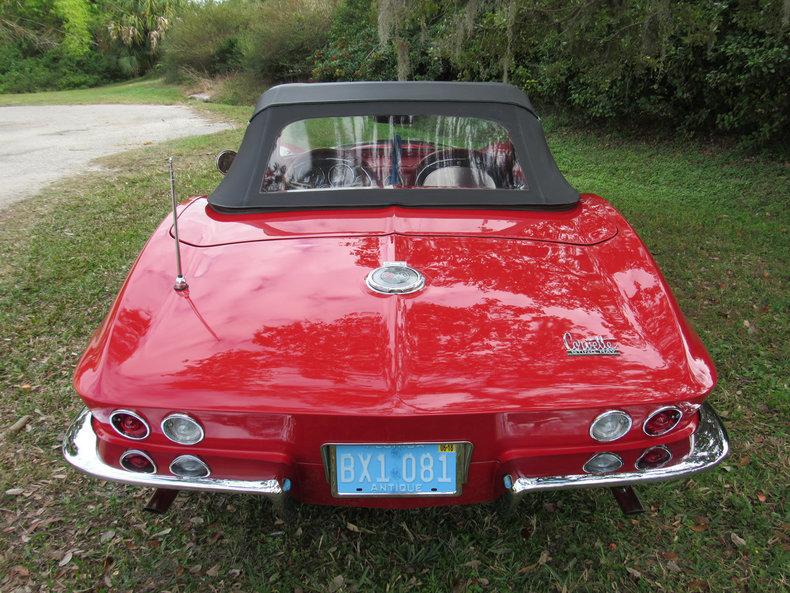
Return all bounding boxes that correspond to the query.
[210,82,579,211]
[252,81,539,118]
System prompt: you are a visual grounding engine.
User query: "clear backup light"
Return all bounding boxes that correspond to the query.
[589,410,632,442]
[109,410,150,440]
[636,446,672,470]
[643,406,682,436]
[169,455,210,478]
[583,452,623,474]
[161,413,204,445]
[120,450,156,473]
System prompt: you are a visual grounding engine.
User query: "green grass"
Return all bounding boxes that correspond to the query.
[0,77,187,106]
[0,99,788,591]
[280,115,510,150]
[0,76,255,127]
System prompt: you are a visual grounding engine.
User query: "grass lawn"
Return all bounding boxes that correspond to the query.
[0,78,186,107]
[0,82,788,592]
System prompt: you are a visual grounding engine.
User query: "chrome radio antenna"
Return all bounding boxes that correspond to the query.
[168,157,188,291]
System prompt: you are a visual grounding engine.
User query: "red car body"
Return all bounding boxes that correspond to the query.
[64,82,728,513]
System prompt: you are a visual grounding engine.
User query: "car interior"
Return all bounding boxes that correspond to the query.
[260,115,526,192]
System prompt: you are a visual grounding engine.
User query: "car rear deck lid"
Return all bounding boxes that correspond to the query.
[174,195,617,247]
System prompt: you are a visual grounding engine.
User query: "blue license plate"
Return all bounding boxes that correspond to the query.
[333,443,459,496]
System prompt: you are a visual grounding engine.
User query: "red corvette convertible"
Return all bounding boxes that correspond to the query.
[64,82,729,516]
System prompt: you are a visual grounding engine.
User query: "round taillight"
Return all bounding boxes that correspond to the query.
[110,410,150,440]
[120,450,156,473]
[643,406,682,436]
[583,452,623,474]
[636,445,672,470]
[170,455,210,478]
[589,410,632,442]
[161,413,204,445]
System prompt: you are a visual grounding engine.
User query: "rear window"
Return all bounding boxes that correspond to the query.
[261,115,526,193]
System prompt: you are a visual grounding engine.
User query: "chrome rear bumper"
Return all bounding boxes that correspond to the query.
[62,409,289,511]
[64,403,728,512]
[501,402,729,510]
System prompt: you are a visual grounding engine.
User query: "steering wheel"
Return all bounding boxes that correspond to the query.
[286,149,377,190]
[415,149,496,188]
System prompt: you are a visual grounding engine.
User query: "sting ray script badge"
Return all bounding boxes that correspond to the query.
[563,332,621,356]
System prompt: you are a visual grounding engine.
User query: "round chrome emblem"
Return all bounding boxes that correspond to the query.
[366,262,425,295]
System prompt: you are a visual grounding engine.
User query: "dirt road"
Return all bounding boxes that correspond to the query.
[0,104,231,210]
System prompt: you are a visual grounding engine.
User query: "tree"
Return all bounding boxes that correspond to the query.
[53,0,92,56]
[105,0,182,73]
[377,0,410,80]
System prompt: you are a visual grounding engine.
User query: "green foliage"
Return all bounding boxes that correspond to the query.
[496,0,789,145]
[104,0,182,73]
[161,0,248,78]
[311,0,458,82]
[2,0,786,144]
[210,72,266,105]
[243,0,336,82]
[0,0,182,92]
[311,0,789,145]
[52,0,92,57]
[0,39,122,93]
[163,0,334,84]
[311,0,397,81]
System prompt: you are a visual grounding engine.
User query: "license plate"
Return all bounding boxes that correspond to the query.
[327,443,470,497]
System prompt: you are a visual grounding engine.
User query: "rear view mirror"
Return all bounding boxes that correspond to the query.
[216,150,237,175]
[373,115,414,125]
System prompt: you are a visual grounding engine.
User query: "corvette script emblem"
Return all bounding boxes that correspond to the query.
[563,332,620,356]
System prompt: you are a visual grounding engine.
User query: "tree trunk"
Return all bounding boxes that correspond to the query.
[395,37,411,81]
[503,0,515,84]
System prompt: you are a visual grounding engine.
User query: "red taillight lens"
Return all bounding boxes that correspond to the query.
[120,450,156,473]
[110,410,149,440]
[643,407,682,436]
[636,446,672,470]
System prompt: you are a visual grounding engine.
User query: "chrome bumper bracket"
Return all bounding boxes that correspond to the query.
[610,486,644,515]
[144,488,179,514]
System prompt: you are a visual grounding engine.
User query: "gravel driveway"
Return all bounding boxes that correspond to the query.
[0,104,232,209]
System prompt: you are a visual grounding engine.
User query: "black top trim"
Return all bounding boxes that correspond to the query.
[252,81,537,120]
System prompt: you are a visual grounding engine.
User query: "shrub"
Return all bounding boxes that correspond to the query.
[103,0,183,75]
[313,0,788,145]
[0,0,181,92]
[244,0,337,82]
[311,0,396,81]
[0,44,122,93]
[211,72,266,105]
[160,0,248,79]
[311,0,455,82]
[52,0,93,57]
[163,0,335,84]
[446,0,789,145]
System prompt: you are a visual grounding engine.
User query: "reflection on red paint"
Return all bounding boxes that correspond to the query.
[73,194,716,507]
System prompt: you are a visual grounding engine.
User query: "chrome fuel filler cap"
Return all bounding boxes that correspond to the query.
[366,262,425,295]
